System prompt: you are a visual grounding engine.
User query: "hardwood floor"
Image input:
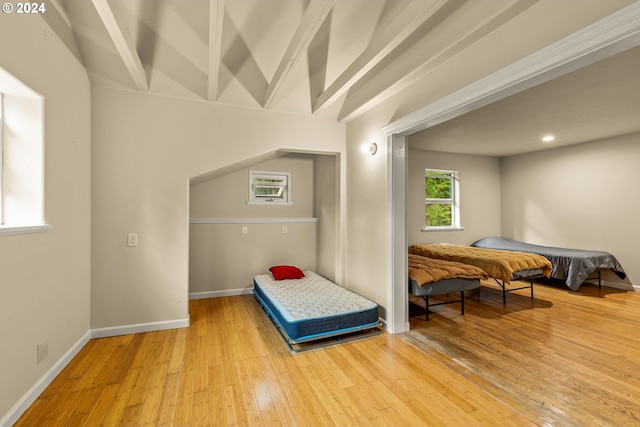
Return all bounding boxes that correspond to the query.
[14,280,640,426]
[404,279,640,426]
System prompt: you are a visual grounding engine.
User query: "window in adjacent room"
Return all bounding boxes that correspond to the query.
[248,170,291,204]
[424,169,461,230]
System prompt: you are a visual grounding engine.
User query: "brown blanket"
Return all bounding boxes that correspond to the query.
[409,243,552,283]
[409,254,488,287]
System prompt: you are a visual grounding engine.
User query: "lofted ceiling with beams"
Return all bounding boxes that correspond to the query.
[51,0,542,123]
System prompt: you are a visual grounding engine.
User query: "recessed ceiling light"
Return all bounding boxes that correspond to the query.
[542,135,555,142]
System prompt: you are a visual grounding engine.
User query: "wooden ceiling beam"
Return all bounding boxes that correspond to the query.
[91,0,148,92]
[337,0,538,122]
[208,0,225,101]
[263,0,335,109]
[312,0,451,115]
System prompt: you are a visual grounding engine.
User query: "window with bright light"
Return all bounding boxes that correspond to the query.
[424,169,460,230]
[0,93,4,224]
[248,170,291,204]
[0,66,48,235]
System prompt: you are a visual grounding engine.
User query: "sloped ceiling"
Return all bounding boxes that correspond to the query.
[55,0,543,122]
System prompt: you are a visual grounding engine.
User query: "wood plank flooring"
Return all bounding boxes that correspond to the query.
[404,279,640,426]
[14,280,640,426]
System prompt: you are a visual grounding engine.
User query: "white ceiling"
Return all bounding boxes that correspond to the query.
[408,44,640,157]
[46,0,639,156]
[53,0,546,122]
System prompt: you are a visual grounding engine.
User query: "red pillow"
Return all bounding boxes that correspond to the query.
[269,265,305,280]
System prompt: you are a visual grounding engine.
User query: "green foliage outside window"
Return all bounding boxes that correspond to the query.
[426,204,452,227]
[425,170,454,227]
[254,176,286,198]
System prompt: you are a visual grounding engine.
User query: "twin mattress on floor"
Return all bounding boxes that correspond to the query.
[253,270,380,351]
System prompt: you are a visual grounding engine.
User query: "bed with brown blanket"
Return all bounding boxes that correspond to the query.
[409,243,553,303]
[408,254,488,320]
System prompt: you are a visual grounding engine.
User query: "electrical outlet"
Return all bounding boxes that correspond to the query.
[37,341,48,364]
[282,225,288,234]
[242,226,248,235]
[127,233,138,247]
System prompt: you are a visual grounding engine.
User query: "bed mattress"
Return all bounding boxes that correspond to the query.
[408,253,488,287]
[253,271,379,344]
[472,237,627,290]
[409,243,552,283]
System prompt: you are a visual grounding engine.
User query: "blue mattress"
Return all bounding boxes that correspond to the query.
[253,271,380,344]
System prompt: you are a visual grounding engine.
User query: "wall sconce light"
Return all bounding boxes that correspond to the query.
[369,142,378,155]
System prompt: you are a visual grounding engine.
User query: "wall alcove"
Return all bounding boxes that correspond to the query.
[188,150,341,299]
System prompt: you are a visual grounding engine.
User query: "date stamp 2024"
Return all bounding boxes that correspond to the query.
[2,2,46,14]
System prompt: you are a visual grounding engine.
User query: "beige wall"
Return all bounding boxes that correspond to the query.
[0,14,91,420]
[189,155,318,295]
[344,117,389,310]
[501,133,639,287]
[314,153,339,281]
[189,222,318,294]
[190,155,315,219]
[407,149,501,246]
[91,87,345,329]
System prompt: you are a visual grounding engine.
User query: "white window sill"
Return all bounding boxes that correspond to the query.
[421,226,465,232]
[246,201,293,206]
[0,224,52,237]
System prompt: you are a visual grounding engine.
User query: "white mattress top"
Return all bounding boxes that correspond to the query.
[254,271,377,322]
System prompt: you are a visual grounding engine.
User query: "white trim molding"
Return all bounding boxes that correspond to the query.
[190,217,319,224]
[0,224,52,237]
[190,287,254,300]
[91,317,190,339]
[386,133,408,334]
[600,280,637,292]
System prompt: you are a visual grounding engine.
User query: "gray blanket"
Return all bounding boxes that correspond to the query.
[471,237,626,291]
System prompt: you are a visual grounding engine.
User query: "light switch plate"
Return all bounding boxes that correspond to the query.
[37,341,48,363]
[127,233,138,246]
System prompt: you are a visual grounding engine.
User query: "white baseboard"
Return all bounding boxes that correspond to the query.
[91,317,190,339]
[189,288,254,300]
[599,280,637,292]
[1,331,91,427]
[1,317,192,427]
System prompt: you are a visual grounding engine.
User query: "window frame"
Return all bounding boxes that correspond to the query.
[0,66,51,236]
[247,170,292,205]
[423,168,462,231]
[0,92,3,224]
